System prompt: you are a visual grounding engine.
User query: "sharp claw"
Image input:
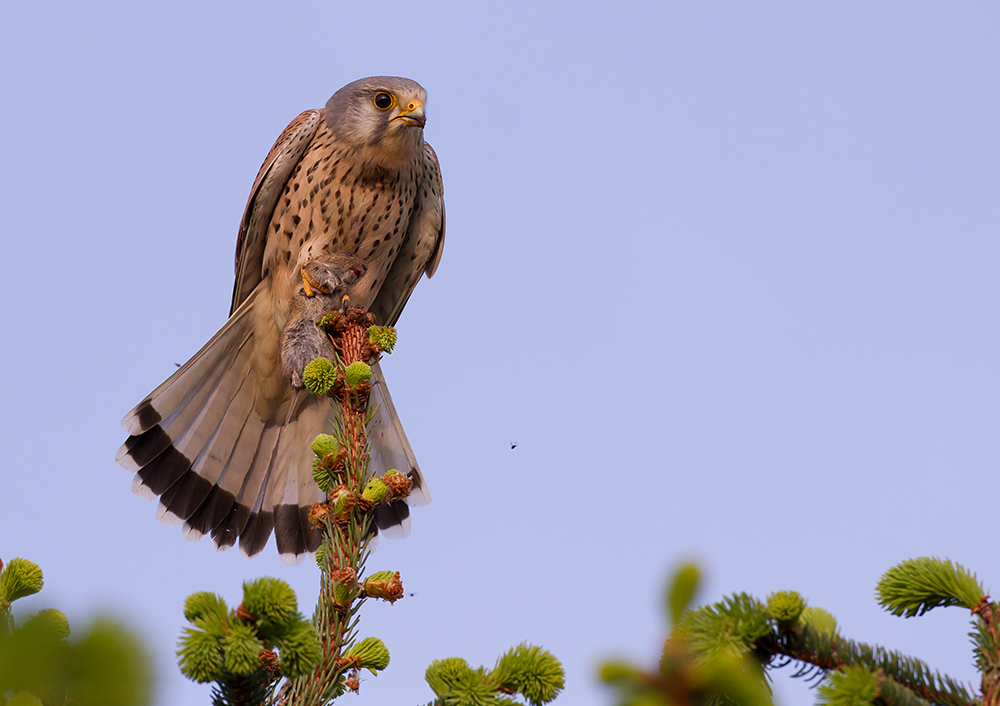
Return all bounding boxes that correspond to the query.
[301,267,331,297]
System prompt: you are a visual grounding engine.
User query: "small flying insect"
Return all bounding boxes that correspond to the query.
[510,441,518,450]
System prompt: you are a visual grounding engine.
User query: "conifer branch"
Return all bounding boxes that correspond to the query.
[281,307,403,705]
[877,558,985,618]
[762,622,972,706]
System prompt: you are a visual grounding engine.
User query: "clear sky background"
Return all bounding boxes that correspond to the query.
[1,3,998,705]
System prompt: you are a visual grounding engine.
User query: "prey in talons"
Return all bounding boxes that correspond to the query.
[281,253,368,389]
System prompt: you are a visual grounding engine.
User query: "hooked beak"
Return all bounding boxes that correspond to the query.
[392,99,426,128]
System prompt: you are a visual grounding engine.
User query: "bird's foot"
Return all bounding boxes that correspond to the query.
[299,254,368,298]
[301,266,332,297]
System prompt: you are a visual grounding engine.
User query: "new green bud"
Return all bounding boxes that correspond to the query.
[363,570,404,603]
[348,636,390,674]
[344,361,373,387]
[425,657,474,697]
[766,591,806,625]
[800,606,838,636]
[316,312,338,328]
[311,433,340,457]
[0,558,43,603]
[597,661,641,684]
[243,577,297,627]
[25,608,70,639]
[331,567,359,608]
[222,620,263,676]
[303,357,337,395]
[315,541,330,570]
[183,592,228,623]
[492,643,565,705]
[276,621,322,677]
[312,459,334,493]
[177,626,224,682]
[361,477,389,503]
[368,326,397,353]
[331,486,356,516]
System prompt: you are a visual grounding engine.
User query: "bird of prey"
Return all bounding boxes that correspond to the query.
[116,77,445,564]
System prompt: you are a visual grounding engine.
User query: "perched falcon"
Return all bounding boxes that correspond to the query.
[116,77,445,564]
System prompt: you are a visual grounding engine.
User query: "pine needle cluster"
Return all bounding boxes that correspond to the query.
[423,644,564,706]
[176,577,321,700]
[174,310,563,706]
[671,556,998,706]
[0,555,153,706]
[177,307,411,706]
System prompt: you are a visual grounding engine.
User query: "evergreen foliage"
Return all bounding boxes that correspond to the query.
[0,555,153,706]
[176,575,321,702]
[672,556,1000,706]
[876,558,984,618]
[765,591,805,626]
[816,665,878,706]
[367,325,397,353]
[600,564,771,706]
[422,645,564,706]
[302,357,337,395]
[0,558,44,605]
[173,312,563,706]
[679,593,771,660]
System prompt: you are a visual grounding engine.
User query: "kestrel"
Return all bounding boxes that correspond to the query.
[116,77,445,563]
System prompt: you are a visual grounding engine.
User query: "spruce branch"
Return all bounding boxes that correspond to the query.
[764,617,972,706]
[423,645,564,706]
[281,306,408,705]
[972,602,1000,706]
[601,564,772,706]
[0,555,153,705]
[678,577,976,706]
[176,577,321,703]
[877,558,985,618]
[0,558,44,609]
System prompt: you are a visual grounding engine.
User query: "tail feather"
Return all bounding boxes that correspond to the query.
[120,303,255,437]
[375,501,411,539]
[145,336,254,498]
[212,421,282,551]
[117,289,431,564]
[369,361,432,507]
[259,395,326,561]
[182,389,264,541]
[159,371,257,528]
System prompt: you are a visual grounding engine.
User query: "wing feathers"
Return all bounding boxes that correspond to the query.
[119,111,439,562]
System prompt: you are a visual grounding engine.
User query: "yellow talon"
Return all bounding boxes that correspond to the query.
[301,267,331,297]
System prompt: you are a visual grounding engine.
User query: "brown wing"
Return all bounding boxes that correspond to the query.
[230,109,323,315]
[370,142,446,326]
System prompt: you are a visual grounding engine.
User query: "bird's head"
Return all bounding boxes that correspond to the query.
[325,76,427,163]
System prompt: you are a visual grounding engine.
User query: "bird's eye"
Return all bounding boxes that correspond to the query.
[373,92,395,110]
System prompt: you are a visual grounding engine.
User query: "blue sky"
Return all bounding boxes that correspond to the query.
[1,2,998,705]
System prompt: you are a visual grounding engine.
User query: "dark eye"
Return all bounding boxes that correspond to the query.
[373,92,394,110]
